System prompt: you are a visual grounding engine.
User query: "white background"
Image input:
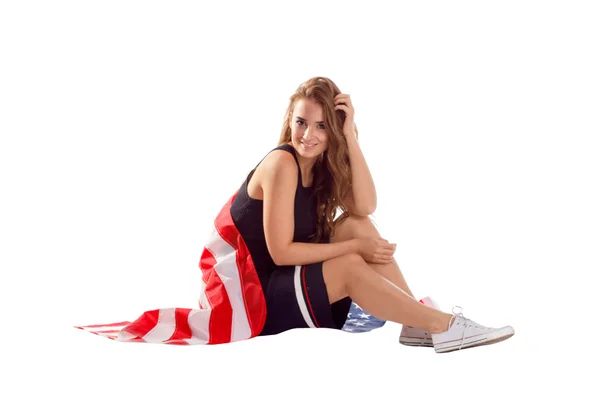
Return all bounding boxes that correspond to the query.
[1,1,599,398]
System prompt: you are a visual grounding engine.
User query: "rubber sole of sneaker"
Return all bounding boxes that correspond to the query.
[399,337,433,347]
[434,326,515,353]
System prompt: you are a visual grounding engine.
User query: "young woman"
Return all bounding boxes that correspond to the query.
[229,76,515,353]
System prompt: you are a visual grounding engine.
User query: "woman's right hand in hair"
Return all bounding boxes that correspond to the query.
[356,237,397,264]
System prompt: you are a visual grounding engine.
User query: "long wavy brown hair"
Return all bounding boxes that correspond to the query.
[277,77,358,243]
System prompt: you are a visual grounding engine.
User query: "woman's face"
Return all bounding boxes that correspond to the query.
[290,98,329,158]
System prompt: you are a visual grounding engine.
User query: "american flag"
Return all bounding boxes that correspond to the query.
[75,189,267,345]
[342,297,439,333]
[74,189,387,344]
[342,302,387,333]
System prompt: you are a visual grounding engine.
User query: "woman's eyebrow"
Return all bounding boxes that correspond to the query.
[296,116,325,124]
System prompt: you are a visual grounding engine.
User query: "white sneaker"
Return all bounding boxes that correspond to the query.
[399,325,433,347]
[432,306,515,353]
[399,296,440,347]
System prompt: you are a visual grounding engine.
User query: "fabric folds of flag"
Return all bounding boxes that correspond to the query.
[75,190,267,345]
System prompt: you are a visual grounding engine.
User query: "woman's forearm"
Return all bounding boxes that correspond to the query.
[275,239,359,266]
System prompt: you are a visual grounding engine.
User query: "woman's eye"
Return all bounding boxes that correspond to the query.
[295,120,325,129]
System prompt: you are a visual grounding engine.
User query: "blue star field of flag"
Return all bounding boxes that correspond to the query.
[342,301,386,333]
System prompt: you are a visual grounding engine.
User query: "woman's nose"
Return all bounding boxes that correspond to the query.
[303,126,314,138]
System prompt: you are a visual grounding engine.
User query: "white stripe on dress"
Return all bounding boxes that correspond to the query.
[207,226,251,342]
[142,308,177,343]
[293,265,317,328]
[185,309,210,344]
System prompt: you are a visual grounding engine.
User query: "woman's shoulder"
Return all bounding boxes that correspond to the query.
[257,145,297,176]
[268,142,295,157]
[247,144,297,197]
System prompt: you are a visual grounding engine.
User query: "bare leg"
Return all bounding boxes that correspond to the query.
[322,253,453,333]
[331,215,416,299]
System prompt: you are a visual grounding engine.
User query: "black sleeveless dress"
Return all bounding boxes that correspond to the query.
[230,143,352,335]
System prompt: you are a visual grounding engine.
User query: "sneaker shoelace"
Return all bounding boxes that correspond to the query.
[449,306,493,349]
[451,306,468,350]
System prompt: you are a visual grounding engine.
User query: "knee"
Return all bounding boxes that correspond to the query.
[344,252,366,265]
[327,253,367,276]
[339,253,370,276]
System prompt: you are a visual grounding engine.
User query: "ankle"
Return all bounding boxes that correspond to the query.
[429,313,455,334]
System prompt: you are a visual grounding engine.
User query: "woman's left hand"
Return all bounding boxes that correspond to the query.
[334,93,357,140]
